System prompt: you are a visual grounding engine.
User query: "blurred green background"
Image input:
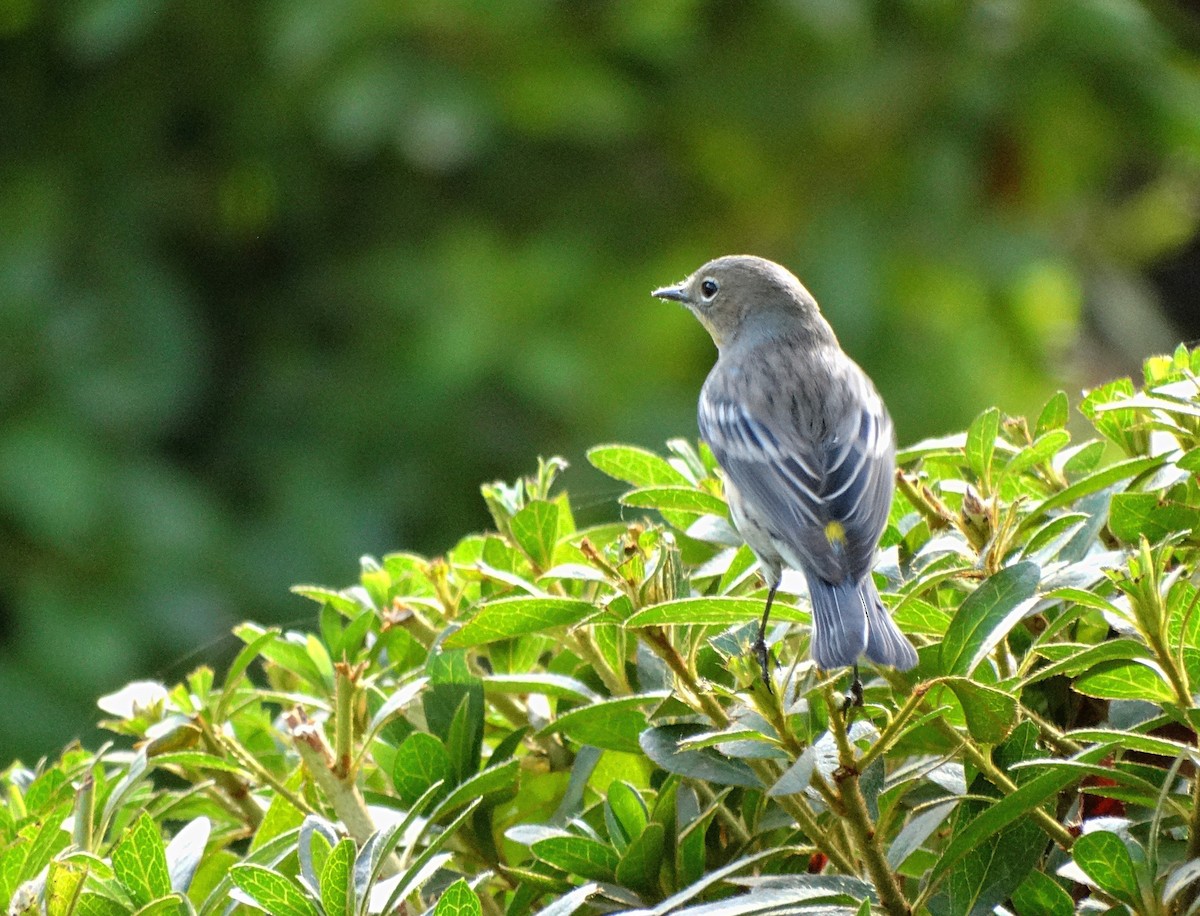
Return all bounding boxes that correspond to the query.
[2,0,1199,761]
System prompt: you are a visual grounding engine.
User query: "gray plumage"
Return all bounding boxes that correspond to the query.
[653,255,918,675]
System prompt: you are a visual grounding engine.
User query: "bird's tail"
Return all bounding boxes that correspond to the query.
[863,580,918,671]
[806,577,869,670]
[807,575,918,671]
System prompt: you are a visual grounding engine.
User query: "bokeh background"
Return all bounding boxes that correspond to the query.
[2,0,1199,761]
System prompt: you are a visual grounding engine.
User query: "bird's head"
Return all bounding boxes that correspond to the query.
[651,255,827,350]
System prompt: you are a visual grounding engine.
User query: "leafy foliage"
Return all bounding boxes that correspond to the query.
[4,0,1200,763]
[7,347,1200,914]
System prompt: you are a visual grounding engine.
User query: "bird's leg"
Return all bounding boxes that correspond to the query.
[754,581,780,694]
[843,664,864,710]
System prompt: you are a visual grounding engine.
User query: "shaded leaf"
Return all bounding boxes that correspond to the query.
[640,724,759,788]
[939,562,1040,676]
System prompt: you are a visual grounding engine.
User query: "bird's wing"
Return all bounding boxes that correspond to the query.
[699,377,894,583]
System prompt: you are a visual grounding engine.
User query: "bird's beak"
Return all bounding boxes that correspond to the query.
[652,284,688,303]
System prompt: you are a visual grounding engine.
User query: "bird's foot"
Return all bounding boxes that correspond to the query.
[842,665,864,710]
[752,635,774,695]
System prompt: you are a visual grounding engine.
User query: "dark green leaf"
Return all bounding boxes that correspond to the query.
[927,745,1106,895]
[392,732,451,806]
[1108,492,1197,543]
[1010,870,1073,916]
[615,822,664,895]
[540,694,667,754]
[605,782,648,849]
[928,724,1066,916]
[531,836,620,882]
[639,724,759,788]
[443,598,595,649]
[939,562,1039,676]
[1071,831,1141,906]
[446,691,484,785]
[432,758,520,818]
[941,678,1019,744]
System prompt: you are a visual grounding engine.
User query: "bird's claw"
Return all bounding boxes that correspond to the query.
[842,665,864,710]
[753,635,773,695]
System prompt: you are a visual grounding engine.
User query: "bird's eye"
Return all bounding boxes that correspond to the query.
[700,278,719,300]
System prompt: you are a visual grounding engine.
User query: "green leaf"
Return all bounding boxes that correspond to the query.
[1001,430,1071,482]
[625,596,805,627]
[232,624,329,691]
[615,822,664,895]
[940,677,1019,744]
[1020,638,1148,687]
[132,898,186,915]
[392,732,451,806]
[540,694,667,753]
[531,836,620,882]
[927,745,1107,895]
[148,752,249,775]
[1071,831,1141,906]
[939,562,1039,676]
[639,724,759,788]
[928,724,1069,916]
[1035,391,1070,438]
[320,838,355,916]
[45,859,88,916]
[434,878,483,916]
[112,813,171,906]
[1067,727,1200,763]
[229,864,320,916]
[443,597,595,649]
[424,649,484,746]
[1108,492,1197,543]
[511,500,561,569]
[71,893,129,916]
[587,445,691,487]
[432,758,520,818]
[966,407,1001,489]
[483,673,599,702]
[1080,377,1145,455]
[446,691,484,785]
[1020,455,1165,531]
[1010,870,1073,916]
[605,781,648,849]
[620,486,727,516]
[1074,659,1177,704]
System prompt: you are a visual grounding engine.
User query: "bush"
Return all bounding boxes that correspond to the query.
[4,346,1200,915]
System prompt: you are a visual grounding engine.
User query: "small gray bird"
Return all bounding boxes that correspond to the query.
[653,255,918,691]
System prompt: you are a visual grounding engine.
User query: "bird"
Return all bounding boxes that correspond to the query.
[652,255,918,696]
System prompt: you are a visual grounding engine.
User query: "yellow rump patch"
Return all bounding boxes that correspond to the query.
[824,521,846,546]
